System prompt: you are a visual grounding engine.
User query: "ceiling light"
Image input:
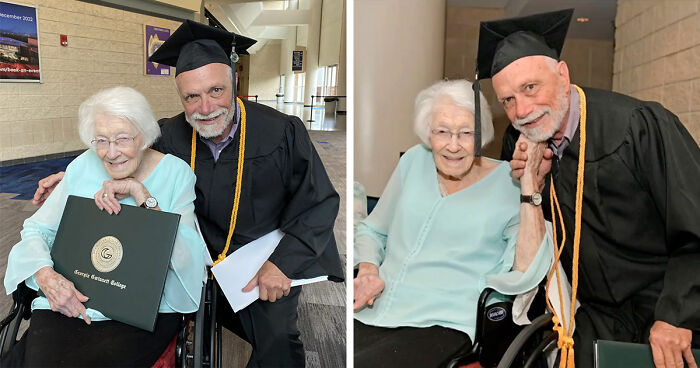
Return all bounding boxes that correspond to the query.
[576,17,589,23]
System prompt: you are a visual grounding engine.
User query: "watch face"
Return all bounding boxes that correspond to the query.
[532,192,543,206]
[145,197,158,208]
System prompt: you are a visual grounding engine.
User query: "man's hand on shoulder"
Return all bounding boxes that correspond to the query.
[243,260,292,302]
[649,320,697,368]
[32,171,65,206]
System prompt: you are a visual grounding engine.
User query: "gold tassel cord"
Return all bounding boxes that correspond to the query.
[189,97,247,266]
[546,181,569,347]
[545,84,587,368]
[190,124,197,170]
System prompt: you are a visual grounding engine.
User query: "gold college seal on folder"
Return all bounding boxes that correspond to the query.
[47,195,180,332]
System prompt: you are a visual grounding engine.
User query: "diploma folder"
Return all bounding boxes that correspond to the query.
[47,195,180,332]
[595,340,700,368]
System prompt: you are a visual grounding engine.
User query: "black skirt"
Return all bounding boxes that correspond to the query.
[354,320,472,367]
[4,310,180,367]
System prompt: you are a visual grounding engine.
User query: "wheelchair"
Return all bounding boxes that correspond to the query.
[442,285,556,368]
[0,275,227,368]
[358,193,557,368]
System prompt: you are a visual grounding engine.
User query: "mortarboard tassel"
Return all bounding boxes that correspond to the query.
[472,74,482,157]
[231,34,239,98]
[230,33,239,64]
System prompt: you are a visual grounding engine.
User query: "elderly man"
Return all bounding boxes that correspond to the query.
[474,9,700,368]
[33,20,343,367]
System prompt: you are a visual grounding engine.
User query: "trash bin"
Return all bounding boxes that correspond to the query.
[324,97,339,117]
[276,93,284,105]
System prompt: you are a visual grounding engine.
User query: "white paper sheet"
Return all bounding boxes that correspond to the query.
[211,229,328,312]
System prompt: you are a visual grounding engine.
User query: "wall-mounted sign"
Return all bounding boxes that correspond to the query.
[0,1,41,82]
[145,25,170,76]
[292,49,304,73]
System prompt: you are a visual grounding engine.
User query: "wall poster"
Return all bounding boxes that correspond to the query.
[292,49,304,73]
[0,1,41,82]
[144,25,170,76]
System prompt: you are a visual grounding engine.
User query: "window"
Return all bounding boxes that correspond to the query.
[316,67,326,96]
[295,73,305,103]
[325,65,337,96]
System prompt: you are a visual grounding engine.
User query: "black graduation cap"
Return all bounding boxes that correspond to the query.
[148,19,257,77]
[471,8,573,156]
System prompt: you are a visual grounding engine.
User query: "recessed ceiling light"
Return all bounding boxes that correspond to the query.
[577,17,590,23]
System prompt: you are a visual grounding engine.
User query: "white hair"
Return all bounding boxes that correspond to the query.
[78,86,160,151]
[413,79,494,147]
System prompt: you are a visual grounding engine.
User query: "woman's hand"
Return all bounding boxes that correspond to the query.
[353,263,385,312]
[35,266,91,324]
[94,178,150,214]
[520,136,549,194]
[510,135,552,192]
[513,135,549,272]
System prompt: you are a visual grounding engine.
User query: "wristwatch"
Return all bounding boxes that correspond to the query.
[140,196,158,209]
[521,192,542,206]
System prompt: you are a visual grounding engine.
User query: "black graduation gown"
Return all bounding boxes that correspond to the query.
[503,87,700,363]
[153,100,344,282]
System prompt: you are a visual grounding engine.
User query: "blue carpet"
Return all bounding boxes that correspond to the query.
[0,156,76,200]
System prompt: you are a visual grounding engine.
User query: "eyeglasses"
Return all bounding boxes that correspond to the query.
[430,128,473,144]
[91,136,137,150]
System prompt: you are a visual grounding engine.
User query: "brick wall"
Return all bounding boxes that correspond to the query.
[0,0,184,162]
[613,0,700,143]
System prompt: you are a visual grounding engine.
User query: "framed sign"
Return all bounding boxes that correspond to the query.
[292,49,304,73]
[0,1,41,82]
[144,25,170,76]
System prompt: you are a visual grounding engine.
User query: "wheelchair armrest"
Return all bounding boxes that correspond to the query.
[474,287,498,348]
[439,288,500,368]
[0,282,38,360]
[1,283,37,329]
[191,280,209,368]
[16,283,37,321]
[497,312,554,368]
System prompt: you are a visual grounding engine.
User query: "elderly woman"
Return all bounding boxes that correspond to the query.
[353,79,553,366]
[3,86,207,367]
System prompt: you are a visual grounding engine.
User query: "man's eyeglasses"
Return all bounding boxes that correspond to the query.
[430,128,473,144]
[91,136,137,149]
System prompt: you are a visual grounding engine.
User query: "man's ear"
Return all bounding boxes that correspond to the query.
[557,61,571,85]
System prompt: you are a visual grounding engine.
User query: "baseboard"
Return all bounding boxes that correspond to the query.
[0,149,85,167]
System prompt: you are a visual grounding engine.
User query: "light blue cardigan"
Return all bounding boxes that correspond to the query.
[354,144,552,338]
[4,150,208,321]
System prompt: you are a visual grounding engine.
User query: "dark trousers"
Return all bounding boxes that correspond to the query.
[571,300,700,368]
[3,310,180,367]
[354,320,472,367]
[217,285,304,368]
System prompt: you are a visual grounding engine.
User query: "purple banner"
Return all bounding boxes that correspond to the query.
[145,25,170,76]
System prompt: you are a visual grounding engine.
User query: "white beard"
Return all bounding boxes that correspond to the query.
[186,107,235,138]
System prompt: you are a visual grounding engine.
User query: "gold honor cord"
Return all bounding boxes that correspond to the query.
[190,97,247,266]
[545,84,587,368]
